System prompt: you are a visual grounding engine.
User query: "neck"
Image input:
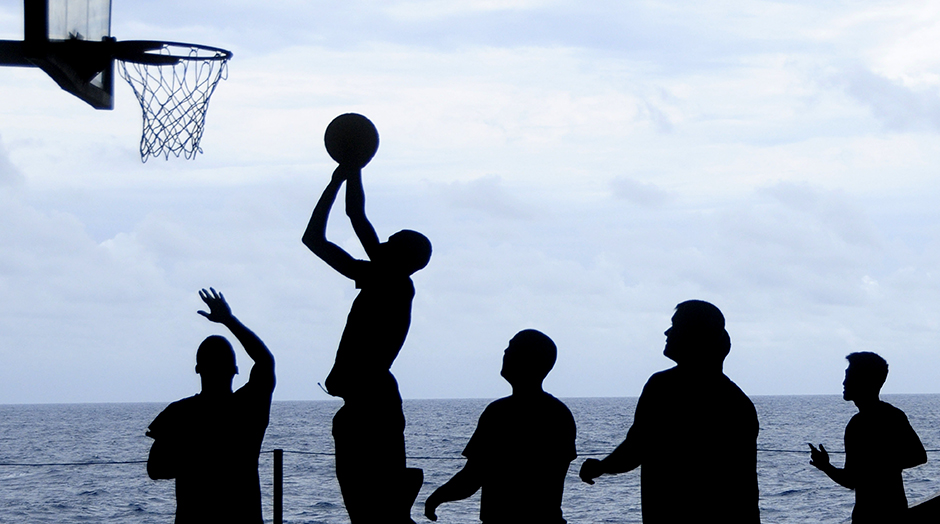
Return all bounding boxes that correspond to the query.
[200,377,234,396]
[853,395,880,411]
[511,382,545,396]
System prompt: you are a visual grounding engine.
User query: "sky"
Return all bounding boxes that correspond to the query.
[0,0,939,404]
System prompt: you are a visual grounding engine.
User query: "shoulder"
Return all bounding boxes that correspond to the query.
[234,380,274,404]
[875,401,912,424]
[640,367,679,395]
[162,395,200,414]
[148,395,199,434]
[541,393,575,419]
[481,396,513,416]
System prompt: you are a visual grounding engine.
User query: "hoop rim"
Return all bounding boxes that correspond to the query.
[112,40,233,65]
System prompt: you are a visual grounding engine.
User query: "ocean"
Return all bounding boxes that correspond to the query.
[1,395,939,523]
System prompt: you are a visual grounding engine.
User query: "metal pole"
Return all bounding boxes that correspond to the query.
[274,449,283,524]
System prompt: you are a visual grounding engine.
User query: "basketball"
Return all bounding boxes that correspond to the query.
[324,113,379,168]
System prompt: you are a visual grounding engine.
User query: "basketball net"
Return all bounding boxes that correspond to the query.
[118,44,230,162]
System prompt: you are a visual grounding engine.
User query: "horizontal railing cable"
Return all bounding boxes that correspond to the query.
[4,447,940,467]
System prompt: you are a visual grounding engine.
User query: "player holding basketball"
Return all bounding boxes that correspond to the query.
[303,115,431,524]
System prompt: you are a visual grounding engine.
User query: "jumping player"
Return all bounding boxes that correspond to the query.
[303,119,431,523]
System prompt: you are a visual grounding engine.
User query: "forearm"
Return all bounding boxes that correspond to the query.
[344,170,380,253]
[302,177,342,251]
[602,438,642,474]
[222,316,274,370]
[428,465,482,507]
[817,463,854,489]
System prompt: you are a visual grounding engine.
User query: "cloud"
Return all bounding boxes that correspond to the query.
[609,176,670,206]
[840,66,940,132]
[0,135,23,186]
[437,175,533,219]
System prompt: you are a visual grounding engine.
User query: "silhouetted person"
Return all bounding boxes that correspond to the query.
[303,155,431,521]
[425,329,577,523]
[809,352,926,524]
[579,300,759,523]
[146,288,276,524]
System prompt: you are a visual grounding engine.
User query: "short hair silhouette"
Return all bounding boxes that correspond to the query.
[195,335,237,375]
[845,351,888,390]
[504,329,557,381]
[666,299,731,364]
[386,229,432,275]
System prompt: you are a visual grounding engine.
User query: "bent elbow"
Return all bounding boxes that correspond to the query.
[302,233,324,254]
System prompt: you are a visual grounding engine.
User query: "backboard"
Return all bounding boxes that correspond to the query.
[0,0,114,109]
[0,0,232,161]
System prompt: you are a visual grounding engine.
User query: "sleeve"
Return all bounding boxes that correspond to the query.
[146,405,173,439]
[462,407,491,461]
[895,412,927,470]
[561,404,577,463]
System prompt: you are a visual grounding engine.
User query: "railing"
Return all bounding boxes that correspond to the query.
[4,447,939,523]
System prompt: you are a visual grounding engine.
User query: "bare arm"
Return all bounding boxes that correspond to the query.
[198,288,275,390]
[345,167,381,259]
[809,443,854,489]
[424,460,483,521]
[579,432,641,484]
[581,394,647,484]
[302,166,360,280]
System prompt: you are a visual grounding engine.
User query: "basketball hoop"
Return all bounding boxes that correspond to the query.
[115,41,232,162]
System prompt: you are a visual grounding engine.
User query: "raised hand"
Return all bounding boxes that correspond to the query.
[197,288,233,324]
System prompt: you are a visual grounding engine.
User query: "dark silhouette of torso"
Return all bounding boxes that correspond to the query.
[463,392,577,523]
[845,400,925,524]
[147,380,273,524]
[627,366,759,523]
[325,264,414,401]
[328,266,420,523]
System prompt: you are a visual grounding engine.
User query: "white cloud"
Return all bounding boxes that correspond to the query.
[840,66,940,132]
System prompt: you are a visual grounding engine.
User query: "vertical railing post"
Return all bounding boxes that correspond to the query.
[274,449,283,524]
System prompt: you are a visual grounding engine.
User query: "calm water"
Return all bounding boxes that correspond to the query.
[1,395,939,523]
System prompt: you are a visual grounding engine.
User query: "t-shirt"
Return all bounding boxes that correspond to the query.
[325,265,415,400]
[845,400,926,524]
[462,392,577,524]
[147,377,273,524]
[624,366,760,523]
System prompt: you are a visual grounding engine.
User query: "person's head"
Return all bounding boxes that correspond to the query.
[843,352,887,402]
[663,300,731,367]
[383,229,431,275]
[500,329,557,390]
[195,335,238,382]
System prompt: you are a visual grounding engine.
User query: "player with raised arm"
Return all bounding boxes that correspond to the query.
[146,288,275,524]
[303,114,431,523]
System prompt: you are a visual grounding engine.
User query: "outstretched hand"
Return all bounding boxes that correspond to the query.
[579,458,604,485]
[197,288,232,324]
[809,443,830,471]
